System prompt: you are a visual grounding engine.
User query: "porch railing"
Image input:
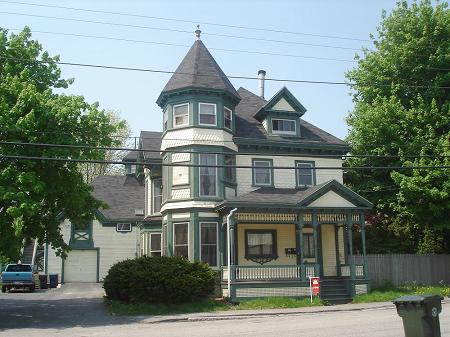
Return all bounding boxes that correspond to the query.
[236,265,301,280]
[340,264,365,278]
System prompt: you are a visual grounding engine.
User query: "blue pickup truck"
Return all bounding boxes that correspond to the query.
[1,264,35,293]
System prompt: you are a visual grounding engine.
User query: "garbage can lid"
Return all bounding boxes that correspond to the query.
[393,294,443,304]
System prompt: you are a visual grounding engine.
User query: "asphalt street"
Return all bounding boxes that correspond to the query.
[0,283,449,337]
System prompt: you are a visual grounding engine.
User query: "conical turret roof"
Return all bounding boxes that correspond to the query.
[157,40,240,105]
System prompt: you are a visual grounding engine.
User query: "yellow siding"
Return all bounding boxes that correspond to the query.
[235,155,343,195]
[93,220,138,280]
[321,224,337,276]
[46,220,71,282]
[237,224,297,266]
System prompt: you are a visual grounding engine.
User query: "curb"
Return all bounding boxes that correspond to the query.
[141,303,395,324]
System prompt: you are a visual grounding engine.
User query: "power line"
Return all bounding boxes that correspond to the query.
[1,141,449,160]
[0,0,372,43]
[3,56,449,89]
[2,154,450,170]
[3,28,356,63]
[0,11,364,52]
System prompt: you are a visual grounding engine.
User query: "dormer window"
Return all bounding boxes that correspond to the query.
[199,103,217,126]
[173,103,189,127]
[272,118,296,135]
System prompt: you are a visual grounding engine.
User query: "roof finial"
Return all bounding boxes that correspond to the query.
[195,25,201,40]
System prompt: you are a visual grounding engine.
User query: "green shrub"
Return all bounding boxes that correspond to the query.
[103,256,215,304]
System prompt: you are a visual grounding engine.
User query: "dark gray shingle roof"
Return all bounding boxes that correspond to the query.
[159,40,240,101]
[225,182,327,206]
[91,175,145,221]
[140,131,162,160]
[235,87,347,147]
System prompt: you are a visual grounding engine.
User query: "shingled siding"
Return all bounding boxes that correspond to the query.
[161,128,237,151]
[235,155,343,194]
[353,254,450,287]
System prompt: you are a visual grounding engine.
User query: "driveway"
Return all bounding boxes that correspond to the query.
[0,283,132,331]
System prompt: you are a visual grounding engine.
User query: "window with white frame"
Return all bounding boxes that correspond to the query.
[149,233,162,256]
[296,161,315,186]
[173,103,189,127]
[272,118,296,134]
[173,222,188,258]
[199,103,216,125]
[224,107,232,129]
[152,178,162,213]
[162,156,168,202]
[199,153,217,196]
[200,222,218,266]
[116,223,131,232]
[252,159,272,186]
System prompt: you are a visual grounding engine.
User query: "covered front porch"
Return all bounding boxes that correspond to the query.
[216,180,373,302]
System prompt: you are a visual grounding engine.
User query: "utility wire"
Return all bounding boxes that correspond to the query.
[0,11,364,51]
[3,56,449,89]
[0,0,372,42]
[1,141,449,159]
[1,154,450,170]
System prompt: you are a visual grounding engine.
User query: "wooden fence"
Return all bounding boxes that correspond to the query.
[353,254,450,287]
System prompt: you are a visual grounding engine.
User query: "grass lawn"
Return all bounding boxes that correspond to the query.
[353,284,450,303]
[108,297,324,316]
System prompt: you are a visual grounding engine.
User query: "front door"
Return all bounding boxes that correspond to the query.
[321,224,337,277]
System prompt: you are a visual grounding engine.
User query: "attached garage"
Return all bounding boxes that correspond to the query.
[63,249,98,283]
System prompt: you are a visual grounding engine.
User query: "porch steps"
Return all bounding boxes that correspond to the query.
[320,279,352,305]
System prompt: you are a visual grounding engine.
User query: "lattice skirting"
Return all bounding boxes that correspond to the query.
[355,284,368,295]
[235,287,310,298]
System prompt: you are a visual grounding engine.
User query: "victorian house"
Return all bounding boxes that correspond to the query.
[46,32,372,303]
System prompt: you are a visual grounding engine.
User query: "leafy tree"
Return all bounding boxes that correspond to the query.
[79,109,131,184]
[0,27,126,260]
[345,0,450,253]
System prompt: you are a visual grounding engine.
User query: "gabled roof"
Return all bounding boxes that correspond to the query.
[216,180,372,210]
[157,40,240,105]
[91,175,145,222]
[254,86,306,121]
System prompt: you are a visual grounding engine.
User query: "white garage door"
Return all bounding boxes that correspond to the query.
[64,250,97,282]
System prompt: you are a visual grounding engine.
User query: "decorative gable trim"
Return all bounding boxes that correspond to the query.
[254,87,306,121]
[298,180,373,209]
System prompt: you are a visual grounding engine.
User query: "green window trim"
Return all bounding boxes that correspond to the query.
[295,160,316,188]
[252,158,274,187]
[224,106,233,130]
[244,229,278,264]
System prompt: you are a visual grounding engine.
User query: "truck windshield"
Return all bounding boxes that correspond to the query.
[6,265,32,272]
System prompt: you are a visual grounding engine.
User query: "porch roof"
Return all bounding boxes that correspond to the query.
[216,180,373,211]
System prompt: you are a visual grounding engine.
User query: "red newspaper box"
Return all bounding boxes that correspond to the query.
[311,277,320,295]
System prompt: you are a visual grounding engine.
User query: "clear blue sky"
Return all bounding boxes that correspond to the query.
[1,0,404,139]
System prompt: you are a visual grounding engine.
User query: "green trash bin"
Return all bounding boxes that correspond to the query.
[393,294,443,337]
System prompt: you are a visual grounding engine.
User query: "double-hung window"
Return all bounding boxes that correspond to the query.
[200,222,218,266]
[245,230,277,260]
[224,154,235,182]
[152,178,162,213]
[252,159,273,186]
[173,103,189,127]
[163,108,168,131]
[199,153,217,196]
[142,233,162,256]
[173,222,188,258]
[296,161,315,187]
[303,233,315,258]
[199,103,216,126]
[224,107,232,129]
[272,118,296,135]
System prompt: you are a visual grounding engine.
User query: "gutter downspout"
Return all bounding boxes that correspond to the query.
[226,208,237,299]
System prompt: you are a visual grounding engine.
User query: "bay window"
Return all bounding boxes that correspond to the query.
[200,222,218,266]
[173,103,189,127]
[199,103,216,126]
[173,222,189,258]
[199,153,217,196]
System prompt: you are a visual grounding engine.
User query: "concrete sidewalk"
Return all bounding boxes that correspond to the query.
[136,299,450,324]
[135,301,395,324]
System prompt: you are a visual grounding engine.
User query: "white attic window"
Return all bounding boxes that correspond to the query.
[116,223,132,232]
